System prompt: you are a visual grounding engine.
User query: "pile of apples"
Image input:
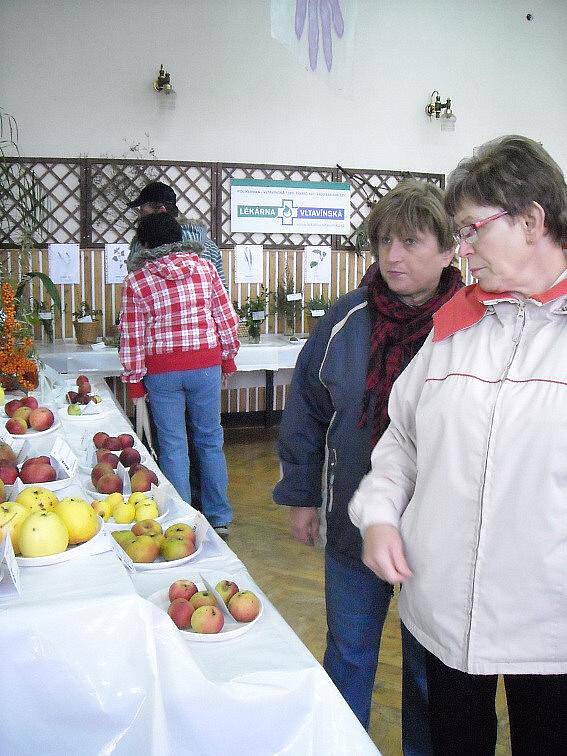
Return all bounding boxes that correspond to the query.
[0,487,99,557]
[112,520,197,564]
[167,578,261,634]
[66,375,103,415]
[91,491,160,524]
[90,431,158,494]
[4,396,55,435]
[0,443,62,487]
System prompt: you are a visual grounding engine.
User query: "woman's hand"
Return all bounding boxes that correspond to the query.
[362,524,413,584]
[288,506,320,547]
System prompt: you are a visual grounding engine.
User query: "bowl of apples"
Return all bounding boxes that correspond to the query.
[61,376,109,419]
[90,491,168,530]
[3,397,59,437]
[110,517,206,570]
[147,575,263,641]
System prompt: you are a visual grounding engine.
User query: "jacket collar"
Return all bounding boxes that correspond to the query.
[433,277,567,342]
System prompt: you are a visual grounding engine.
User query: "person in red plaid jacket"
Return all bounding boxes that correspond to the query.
[119,213,239,535]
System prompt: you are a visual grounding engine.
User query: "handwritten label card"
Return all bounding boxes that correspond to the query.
[109,533,135,573]
[105,244,130,284]
[48,244,80,284]
[50,438,78,479]
[286,292,302,302]
[0,533,21,599]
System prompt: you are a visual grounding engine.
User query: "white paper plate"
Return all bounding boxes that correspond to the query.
[58,405,111,422]
[16,516,105,567]
[4,419,61,439]
[147,586,263,641]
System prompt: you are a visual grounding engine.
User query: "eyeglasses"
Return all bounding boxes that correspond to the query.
[454,210,508,246]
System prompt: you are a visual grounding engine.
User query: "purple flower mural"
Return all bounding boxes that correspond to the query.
[295,0,344,71]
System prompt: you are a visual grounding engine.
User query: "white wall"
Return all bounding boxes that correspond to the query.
[1,0,566,176]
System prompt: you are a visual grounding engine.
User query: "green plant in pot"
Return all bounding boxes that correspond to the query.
[273,265,303,336]
[234,287,269,344]
[305,294,332,334]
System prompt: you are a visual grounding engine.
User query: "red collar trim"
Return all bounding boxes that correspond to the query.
[432,285,486,342]
[433,279,567,342]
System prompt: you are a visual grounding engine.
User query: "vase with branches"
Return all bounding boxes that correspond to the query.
[273,264,303,336]
[234,287,269,343]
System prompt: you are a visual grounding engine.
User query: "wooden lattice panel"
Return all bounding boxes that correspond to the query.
[338,167,445,249]
[88,160,215,244]
[218,163,337,248]
[0,159,81,245]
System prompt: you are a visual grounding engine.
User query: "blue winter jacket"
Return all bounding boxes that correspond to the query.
[273,287,375,560]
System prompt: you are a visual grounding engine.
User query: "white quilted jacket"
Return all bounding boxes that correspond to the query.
[349,275,567,674]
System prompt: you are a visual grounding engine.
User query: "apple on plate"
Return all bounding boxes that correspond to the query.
[12,406,32,424]
[92,432,109,449]
[134,500,159,521]
[0,501,30,554]
[124,534,160,563]
[130,467,159,493]
[168,580,198,602]
[28,407,55,432]
[111,501,136,524]
[102,437,122,452]
[5,417,27,435]
[0,442,17,464]
[112,530,136,549]
[20,396,39,410]
[55,497,99,544]
[16,486,58,512]
[118,447,141,468]
[190,605,224,634]
[189,591,217,610]
[168,598,195,629]
[117,433,135,449]
[228,591,261,622]
[160,536,196,562]
[91,462,114,487]
[0,461,19,484]
[164,523,196,545]
[95,472,123,495]
[131,519,162,537]
[20,462,57,484]
[91,498,112,521]
[4,399,23,417]
[215,579,239,605]
[18,510,69,557]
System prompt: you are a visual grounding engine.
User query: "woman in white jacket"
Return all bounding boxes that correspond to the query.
[349,135,567,755]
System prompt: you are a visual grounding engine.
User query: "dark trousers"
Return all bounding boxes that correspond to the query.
[425,649,567,755]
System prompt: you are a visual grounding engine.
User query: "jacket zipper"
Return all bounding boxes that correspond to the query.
[327,447,337,514]
[464,302,526,669]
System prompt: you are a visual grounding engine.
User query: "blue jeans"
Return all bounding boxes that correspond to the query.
[144,367,232,527]
[324,549,431,755]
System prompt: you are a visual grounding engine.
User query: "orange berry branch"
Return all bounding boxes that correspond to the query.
[0,281,38,391]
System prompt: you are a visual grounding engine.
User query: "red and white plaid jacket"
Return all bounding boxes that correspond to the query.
[120,250,239,398]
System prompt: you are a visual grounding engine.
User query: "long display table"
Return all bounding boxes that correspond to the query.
[0,377,378,755]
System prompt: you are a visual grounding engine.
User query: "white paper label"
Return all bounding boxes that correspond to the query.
[109,534,135,573]
[251,310,265,321]
[286,292,302,301]
[0,532,21,598]
[77,315,93,323]
[39,312,53,320]
[50,438,78,479]
[310,309,325,317]
[200,574,237,622]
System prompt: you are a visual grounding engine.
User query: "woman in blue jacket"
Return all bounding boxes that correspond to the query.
[273,180,462,754]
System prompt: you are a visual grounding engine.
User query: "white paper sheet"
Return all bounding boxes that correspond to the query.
[303,245,332,284]
[234,244,264,283]
[104,243,130,284]
[47,243,80,284]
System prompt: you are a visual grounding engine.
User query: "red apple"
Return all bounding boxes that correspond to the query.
[20,463,56,484]
[117,433,135,449]
[5,418,27,435]
[95,450,119,468]
[4,399,23,417]
[77,381,91,395]
[21,456,51,470]
[168,598,195,629]
[130,468,158,493]
[91,462,114,486]
[93,432,109,449]
[190,605,224,634]
[0,462,19,484]
[168,580,198,602]
[228,591,261,622]
[28,408,55,432]
[102,437,122,452]
[65,391,79,404]
[76,375,89,385]
[189,591,217,610]
[96,473,123,494]
[20,396,39,410]
[118,448,141,468]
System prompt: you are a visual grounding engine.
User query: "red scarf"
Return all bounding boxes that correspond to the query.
[359,265,463,446]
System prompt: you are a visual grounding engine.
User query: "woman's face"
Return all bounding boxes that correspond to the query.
[454,201,531,293]
[377,228,454,306]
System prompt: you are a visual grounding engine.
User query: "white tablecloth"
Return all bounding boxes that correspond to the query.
[0,378,378,755]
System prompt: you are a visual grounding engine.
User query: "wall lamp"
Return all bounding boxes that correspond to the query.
[153,65,176,110]
[425,90,456,131]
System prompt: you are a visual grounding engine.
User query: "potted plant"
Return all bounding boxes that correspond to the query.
[234,287,269,344]
[305,294,332,334]
[273,265,303,336]
[30,299,56,342]
[72,301,103,345]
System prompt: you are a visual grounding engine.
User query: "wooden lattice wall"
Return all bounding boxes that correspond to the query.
[0,158,446,416]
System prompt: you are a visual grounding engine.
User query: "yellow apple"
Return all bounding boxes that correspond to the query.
[112,501,136,524]
[104,492,124,514]
[16,486,59,513]
[127,491,149,508]
[134,501,159,521]
[18,511,69,557]
[0,501,30,554]
[91,499,112,521]
[54,497,99,544]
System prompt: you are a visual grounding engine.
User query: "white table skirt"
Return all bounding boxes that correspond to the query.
[0,378,378,756]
